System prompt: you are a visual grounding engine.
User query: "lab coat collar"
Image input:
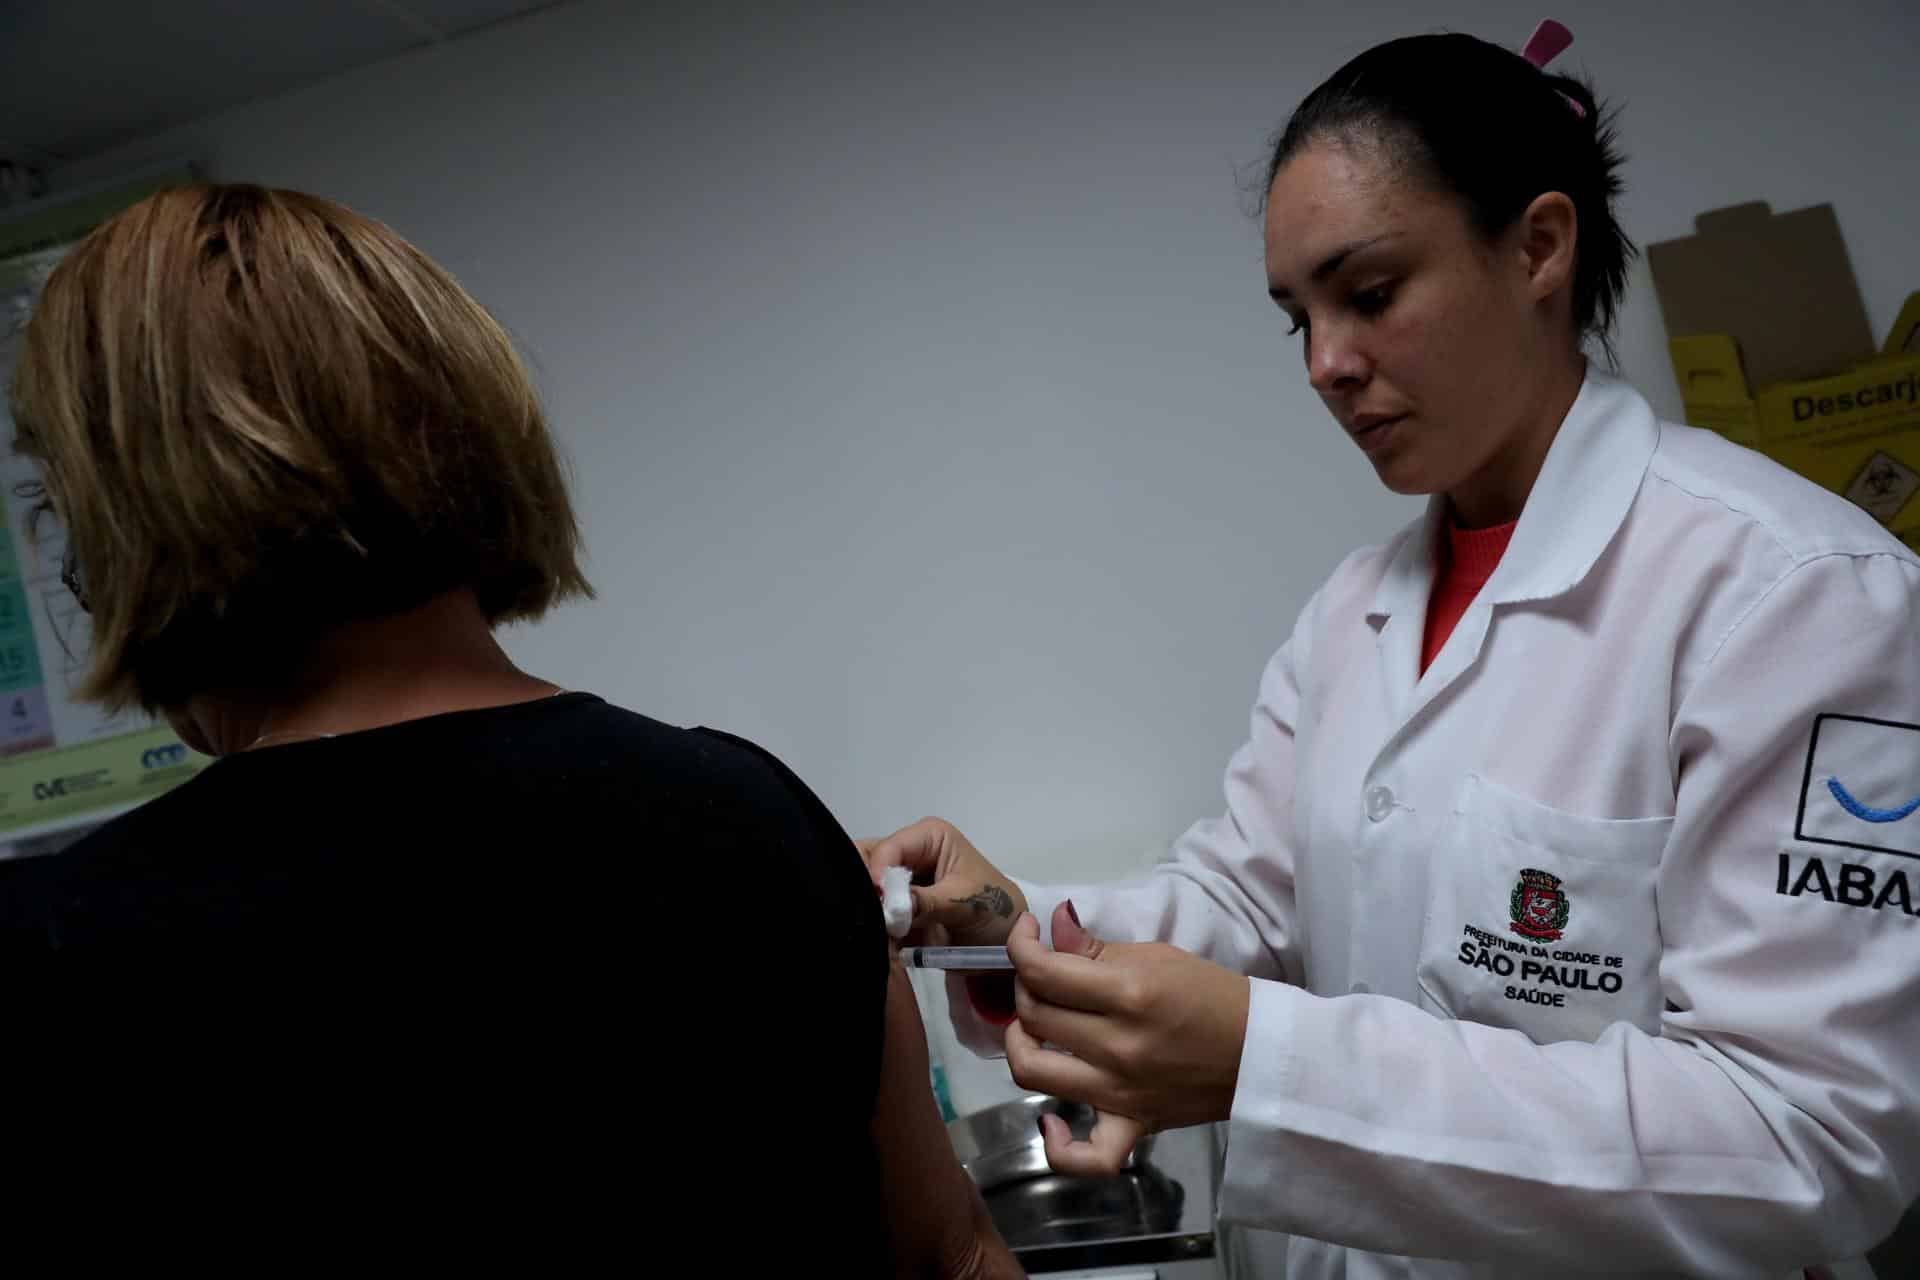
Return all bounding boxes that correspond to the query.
[1367,367,1658,624]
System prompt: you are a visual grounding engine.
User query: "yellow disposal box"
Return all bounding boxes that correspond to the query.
[1650,203,1920,552]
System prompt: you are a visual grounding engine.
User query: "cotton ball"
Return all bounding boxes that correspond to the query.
[881,865,913,938]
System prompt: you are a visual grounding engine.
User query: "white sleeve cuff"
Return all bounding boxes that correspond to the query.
[1219,976,1305,1226]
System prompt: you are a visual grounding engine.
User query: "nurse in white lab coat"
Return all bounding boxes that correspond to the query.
[863,27,1920,1279]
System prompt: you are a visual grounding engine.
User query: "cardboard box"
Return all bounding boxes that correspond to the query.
[1648,202,1920,552]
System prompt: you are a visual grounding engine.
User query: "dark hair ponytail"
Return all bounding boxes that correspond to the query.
[1263,33,1634,360]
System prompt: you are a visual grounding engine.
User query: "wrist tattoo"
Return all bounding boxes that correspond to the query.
[954,884,1014,919]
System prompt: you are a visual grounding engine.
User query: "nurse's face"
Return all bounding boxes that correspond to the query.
[1263,135,1574,523]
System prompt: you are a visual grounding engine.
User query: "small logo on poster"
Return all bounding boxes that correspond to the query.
[141,743,189,770]
[1843,452,1920,524]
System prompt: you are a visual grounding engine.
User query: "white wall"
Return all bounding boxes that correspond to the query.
[49,0,1920,886]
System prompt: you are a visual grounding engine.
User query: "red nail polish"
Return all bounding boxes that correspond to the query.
[1066,899,1082,927]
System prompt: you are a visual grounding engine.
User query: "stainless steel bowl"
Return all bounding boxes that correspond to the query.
[984,1165,1185,1250]
[945,1094,1155,1191]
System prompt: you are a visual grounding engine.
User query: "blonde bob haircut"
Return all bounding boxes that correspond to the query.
[9,184,591,712]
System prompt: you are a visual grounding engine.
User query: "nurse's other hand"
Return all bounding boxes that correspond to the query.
[1005,905,1249,1172]
[856,817,1028,947]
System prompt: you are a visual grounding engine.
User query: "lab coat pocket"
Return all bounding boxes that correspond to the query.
[1415,774,1670,1043]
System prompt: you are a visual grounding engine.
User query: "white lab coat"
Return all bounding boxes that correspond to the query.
[963,371,1920,1277]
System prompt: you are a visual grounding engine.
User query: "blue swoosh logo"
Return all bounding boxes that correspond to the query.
[1827,777,1920,824]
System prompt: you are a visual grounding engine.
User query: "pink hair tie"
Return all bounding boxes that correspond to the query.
[1519,18,1588,120]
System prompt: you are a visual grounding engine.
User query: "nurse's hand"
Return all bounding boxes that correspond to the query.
[1006,905,1249,1176]
[856,817,1029,947]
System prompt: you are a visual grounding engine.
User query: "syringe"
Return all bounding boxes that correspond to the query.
[899,945,1013,971]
